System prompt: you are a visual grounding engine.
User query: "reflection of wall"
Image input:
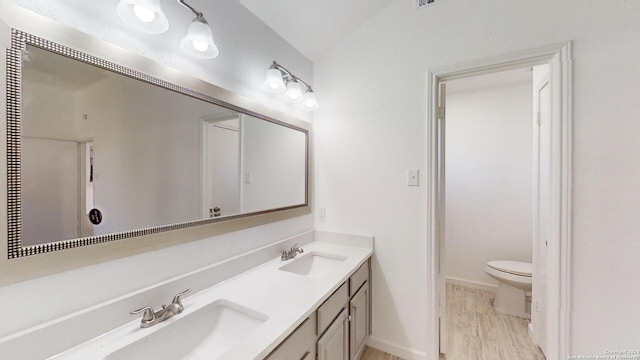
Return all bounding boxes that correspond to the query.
[75,74,228,235]
[22,138,79,246]
[241,115,307,213]
[22,80,80,245]
[22,81,78,140]
[444,79,533,286]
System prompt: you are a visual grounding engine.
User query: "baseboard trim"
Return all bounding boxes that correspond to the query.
[367,336,428,360]
[445,276,497,293]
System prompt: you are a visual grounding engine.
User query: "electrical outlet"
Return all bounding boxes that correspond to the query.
[318,208,326,222]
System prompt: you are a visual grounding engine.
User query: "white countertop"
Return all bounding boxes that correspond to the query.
[49,240,373,360]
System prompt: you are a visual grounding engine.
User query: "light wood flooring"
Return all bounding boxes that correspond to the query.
[361,284,545,360]
[443,284,545,360]
[361,346,405,360]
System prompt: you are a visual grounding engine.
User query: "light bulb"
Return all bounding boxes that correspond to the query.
[285,80,303,102]
[192,40,208,52]
[133,4,155,23]
[180,17,219,59]
[117,0,169,34]
[302,91,319,110]
[263,68,286,93]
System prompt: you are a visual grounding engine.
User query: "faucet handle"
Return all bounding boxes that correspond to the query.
[131,306,155,322]
[171,289,191,310]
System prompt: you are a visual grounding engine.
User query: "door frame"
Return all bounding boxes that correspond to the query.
[426,42,573,360]
[199,114,242,219]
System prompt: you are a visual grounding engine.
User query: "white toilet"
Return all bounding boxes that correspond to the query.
[485,260,532,319]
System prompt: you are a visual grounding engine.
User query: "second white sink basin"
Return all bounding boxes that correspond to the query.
[279,252,347,278]
[104,299,267,360]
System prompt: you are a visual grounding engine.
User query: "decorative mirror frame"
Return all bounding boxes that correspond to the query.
[0,2,312,285]
[6,29,310,259]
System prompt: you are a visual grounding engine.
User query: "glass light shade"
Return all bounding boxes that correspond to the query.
[180,17,220,59]
[302,91,320,110]
[284,80,303,103]
[180,18,219,59]
[117,0,169,34]
[263,68,286,93]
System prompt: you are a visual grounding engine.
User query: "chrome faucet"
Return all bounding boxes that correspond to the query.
[281,243,304,261]
[130,289,191,328]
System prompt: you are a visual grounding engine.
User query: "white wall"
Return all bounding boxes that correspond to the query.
[21,80,80,245]
[241,115,307,213]
[0,0,314,341]
[313,0,640,357]
[444,78,533,286]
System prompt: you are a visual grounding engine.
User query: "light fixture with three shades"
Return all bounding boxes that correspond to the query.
[264,61,319,110]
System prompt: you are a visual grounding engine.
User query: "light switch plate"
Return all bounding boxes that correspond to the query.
[408,169,419,186]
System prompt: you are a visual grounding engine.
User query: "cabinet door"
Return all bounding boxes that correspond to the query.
[350,283,369,360]
[317,308,348,360]
[267,317,316,360]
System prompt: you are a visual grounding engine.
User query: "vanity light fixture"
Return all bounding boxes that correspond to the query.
[178,0,219,59]
[117,0,219,59]
[117,0,169,34]
[264,61,320,110]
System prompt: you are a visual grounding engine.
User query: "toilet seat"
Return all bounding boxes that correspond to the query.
[487,261,532,277]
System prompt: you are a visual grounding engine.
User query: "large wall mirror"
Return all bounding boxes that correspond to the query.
[6,29,309,259]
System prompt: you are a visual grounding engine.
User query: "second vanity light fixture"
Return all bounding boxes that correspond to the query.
[117,0,219,59]
[264,61,320,110]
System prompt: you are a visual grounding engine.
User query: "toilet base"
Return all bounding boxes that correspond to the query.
[494,283,530,319]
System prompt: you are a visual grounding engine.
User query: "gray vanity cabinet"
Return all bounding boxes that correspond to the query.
[317,308,349,360]
[316,259,371,360]
[266,316,316,360]
[349,283,369,360]
[348,261,370,360]
[266,258,371,360]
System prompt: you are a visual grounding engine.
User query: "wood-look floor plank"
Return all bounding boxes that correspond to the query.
[443,284,546,360]
[361,284,545,360]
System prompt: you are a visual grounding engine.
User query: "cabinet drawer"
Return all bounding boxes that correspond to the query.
[317,282,348,335]
[349,261,369,296]
[267,316,316,360]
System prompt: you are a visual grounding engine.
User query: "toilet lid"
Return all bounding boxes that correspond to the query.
[487,261,532,277]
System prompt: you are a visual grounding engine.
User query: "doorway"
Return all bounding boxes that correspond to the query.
[427,43,573,360]
[200,115,241,219]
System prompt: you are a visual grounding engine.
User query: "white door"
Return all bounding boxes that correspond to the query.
[202,119,240,218]
[532,64,550,356]
[436,82,448,354]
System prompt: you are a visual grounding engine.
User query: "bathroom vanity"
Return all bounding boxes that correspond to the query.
[44,234,372,359]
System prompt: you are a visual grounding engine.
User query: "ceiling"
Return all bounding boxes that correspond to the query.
[239,0,391,61]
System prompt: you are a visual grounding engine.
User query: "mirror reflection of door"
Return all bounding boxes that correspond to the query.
[202,116,241,218]
[79,140,95,237]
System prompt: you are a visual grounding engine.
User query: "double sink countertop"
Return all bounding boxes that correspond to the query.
[50,239,373,359]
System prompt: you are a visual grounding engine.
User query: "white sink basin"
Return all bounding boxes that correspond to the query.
[58,299,268,360]
[279,252,347,278]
